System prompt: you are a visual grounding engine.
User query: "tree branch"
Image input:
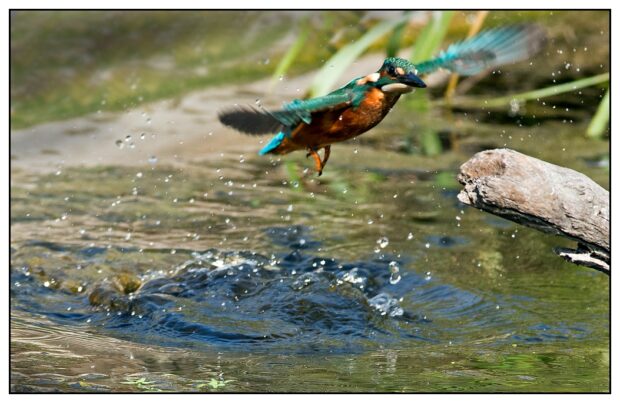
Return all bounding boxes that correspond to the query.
[457,148,609,274]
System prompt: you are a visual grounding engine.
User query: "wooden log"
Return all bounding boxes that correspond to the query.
[457,148,609,274]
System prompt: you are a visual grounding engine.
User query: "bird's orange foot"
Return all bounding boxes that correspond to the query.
[307,149,323,176]
[306,146,331,176]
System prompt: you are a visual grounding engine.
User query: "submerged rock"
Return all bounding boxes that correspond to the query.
[112,272,142,294]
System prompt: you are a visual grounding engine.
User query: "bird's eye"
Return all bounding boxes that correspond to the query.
[387,66,396,76]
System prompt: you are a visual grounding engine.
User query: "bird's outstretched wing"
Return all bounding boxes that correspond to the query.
[415,24,546,76]
[217,106,284,135]
[218,91,353,135]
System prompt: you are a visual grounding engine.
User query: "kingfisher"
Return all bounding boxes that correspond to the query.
[218,24,545,175]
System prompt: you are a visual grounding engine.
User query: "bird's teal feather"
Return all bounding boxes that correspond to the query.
[259,131,288,155]
[416,24,546,76]
[266,89,356,129]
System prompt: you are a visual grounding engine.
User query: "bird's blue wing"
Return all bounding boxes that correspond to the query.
[415,24,546,76]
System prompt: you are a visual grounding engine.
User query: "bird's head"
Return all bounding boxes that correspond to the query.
[371,57,427,94]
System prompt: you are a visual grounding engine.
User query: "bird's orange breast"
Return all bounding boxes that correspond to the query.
[273,88,398,154]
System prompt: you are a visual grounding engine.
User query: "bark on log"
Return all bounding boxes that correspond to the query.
[457,148,609,274]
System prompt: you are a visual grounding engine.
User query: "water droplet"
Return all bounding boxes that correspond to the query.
[148,155,158,165]
[136,172,143,178]
[140,132,146,140]
[43,281,50,288]
[377,237,389,249]
[407,232,414,240]
[115,139,124,149]
[388,261,401,284]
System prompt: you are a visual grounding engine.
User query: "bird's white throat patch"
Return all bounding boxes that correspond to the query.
[381,83,414,93]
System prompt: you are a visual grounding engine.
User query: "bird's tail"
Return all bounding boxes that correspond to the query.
[258,131,288,155]
[415,24,547,76]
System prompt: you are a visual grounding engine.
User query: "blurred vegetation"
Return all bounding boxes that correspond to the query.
[270,18,311,91]
[454,73,609,109]
[586,89,610,139]
[11,10,609,137]
[10,10,352,128]
[309,14,412,97]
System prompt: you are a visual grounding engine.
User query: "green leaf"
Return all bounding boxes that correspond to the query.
[410,11,455,63]
[386,13,411,57]
[270,21,310,90]
[586,89,610,139]
[455,73,609,108]
[402,11,453,112]
[309,14,411,97]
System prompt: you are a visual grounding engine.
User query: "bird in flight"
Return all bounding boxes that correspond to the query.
[219,24,546,175]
